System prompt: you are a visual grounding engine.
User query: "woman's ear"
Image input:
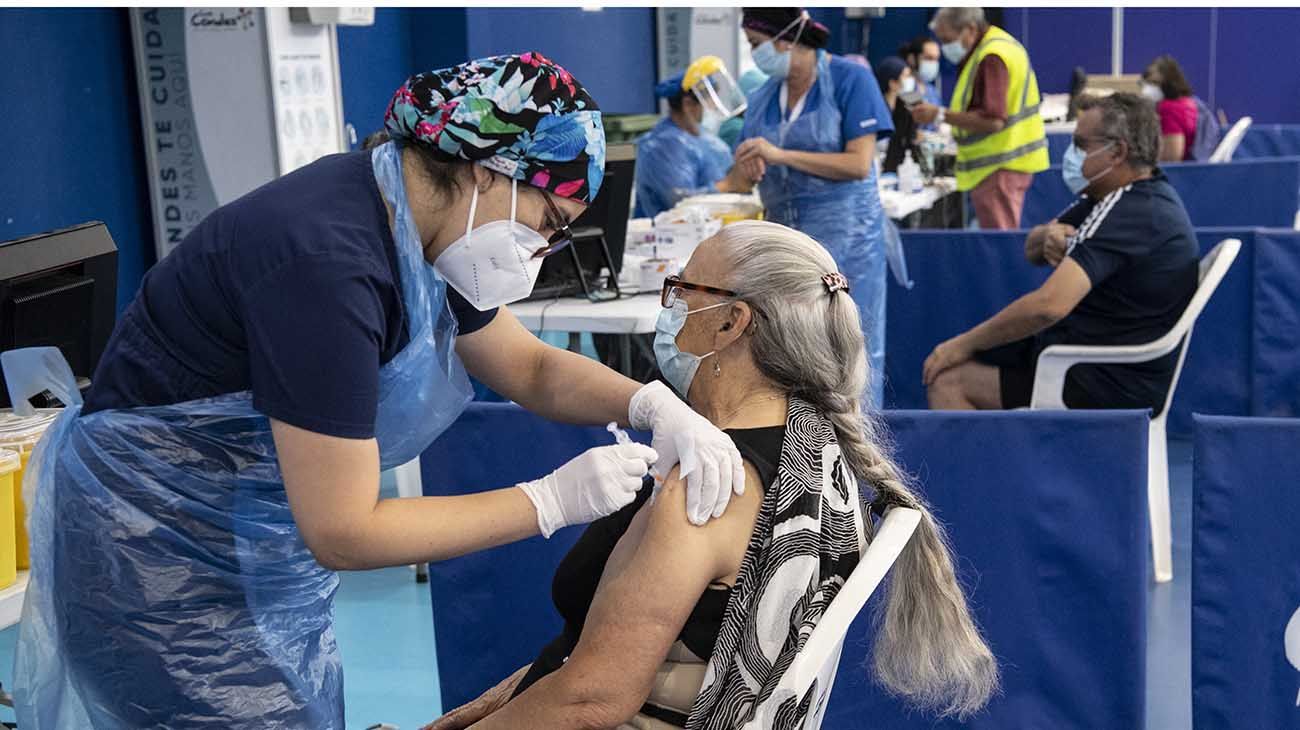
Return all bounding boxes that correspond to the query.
[714,302,753,348]
[471,165,494,194]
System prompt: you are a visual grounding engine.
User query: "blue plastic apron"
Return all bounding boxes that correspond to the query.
[13,142,472,729]
[745,52,890,407]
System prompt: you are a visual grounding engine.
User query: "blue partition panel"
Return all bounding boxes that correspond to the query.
[1022,158,1300,229]
[422,405,1150,728]
[825,409,1149,729]
[1237,125,1300,160]
[1192,416,1300,730]
[882,229,1256,436]
[1047,131,1072,165]
[1250,231,1300,419]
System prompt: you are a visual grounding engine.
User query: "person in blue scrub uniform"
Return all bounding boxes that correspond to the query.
[635,61,757,219]
[14,53,746,730]
[734,7,895,406]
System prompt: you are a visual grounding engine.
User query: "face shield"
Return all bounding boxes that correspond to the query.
[684,55,748,120]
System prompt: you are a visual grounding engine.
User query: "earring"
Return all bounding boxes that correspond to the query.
[713,360,722,377]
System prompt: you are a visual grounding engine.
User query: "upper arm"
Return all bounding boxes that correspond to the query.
[454,306,548,401]
[845,134,877,176]
[244,255,392,438]
[974,56,1009,120]
[538,464,763,721]
[1160,133,1186,162]
[271,418,381,570]
[1033,257,1093,321]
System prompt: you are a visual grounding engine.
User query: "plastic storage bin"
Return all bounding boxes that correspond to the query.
[0,410,59,570]
[0,448,20,588]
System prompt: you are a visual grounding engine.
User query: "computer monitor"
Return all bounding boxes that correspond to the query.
[529,143,636,300]
[571,142,635,275]
[0,222,118,407]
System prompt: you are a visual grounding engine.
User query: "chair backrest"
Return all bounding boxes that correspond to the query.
[747,507,922,730]
[1157,238,1242,418]
[1209,117,1253,163]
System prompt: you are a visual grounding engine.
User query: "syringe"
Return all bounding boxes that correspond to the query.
[606,422,632,446]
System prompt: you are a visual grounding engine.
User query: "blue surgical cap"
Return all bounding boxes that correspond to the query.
[654,72,686,100]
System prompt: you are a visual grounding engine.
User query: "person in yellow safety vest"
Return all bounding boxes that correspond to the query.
[911,7,1049,229]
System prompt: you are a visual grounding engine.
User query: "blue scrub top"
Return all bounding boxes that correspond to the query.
[86,151,496,439]
[746,54,894,144]
[634,117,733,218]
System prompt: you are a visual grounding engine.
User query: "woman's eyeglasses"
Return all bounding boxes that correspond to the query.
[660,275,738,308]
[532,192,575,260]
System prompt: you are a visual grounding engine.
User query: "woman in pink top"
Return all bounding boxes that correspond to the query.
[1141,55,1198,162]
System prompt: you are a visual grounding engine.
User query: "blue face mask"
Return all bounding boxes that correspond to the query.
[751,13,807,80]
[1062,141,1114,195]
[654,299,729,397]
[751,40,790,80]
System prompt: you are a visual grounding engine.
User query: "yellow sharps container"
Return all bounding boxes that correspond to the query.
[0,448,20,588]
[0,410,59,570]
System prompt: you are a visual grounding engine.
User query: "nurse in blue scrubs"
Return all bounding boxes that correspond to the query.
[733,8,895,406]
[15,54,745,729]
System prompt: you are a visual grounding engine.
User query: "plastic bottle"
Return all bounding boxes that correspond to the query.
[898,150,924,194]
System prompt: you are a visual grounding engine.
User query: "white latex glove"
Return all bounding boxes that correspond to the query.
[629,381,746,525]
[519,442,658,538]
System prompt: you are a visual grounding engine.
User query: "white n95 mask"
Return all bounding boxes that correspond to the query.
[433,179,548,311]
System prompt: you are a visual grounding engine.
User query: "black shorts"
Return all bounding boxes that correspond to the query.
[975,337,1117,410]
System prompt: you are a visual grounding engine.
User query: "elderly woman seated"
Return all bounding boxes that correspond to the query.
[427,222,998,730]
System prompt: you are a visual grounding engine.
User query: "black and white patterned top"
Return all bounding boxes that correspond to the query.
[688,398,868,729]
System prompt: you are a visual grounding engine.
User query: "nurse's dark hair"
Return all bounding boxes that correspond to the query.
[1146,54,1194,100]
[369,130,479,200]
[715,221,999,720]
[741,8,829,49]
[1076,93,1160,170]
[897,35,936,66]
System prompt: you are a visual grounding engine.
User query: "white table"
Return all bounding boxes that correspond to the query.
[1043,120,1077,136]
[879,176,958,221]
[509,293,663,376]
[509,292,661,335]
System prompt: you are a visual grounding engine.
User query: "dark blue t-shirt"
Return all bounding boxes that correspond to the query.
[85,151,496,438]
[1043,170,1199,406]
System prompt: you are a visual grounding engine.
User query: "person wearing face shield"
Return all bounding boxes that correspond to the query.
[634,57,756,219]
[733,7,896,408]
[910,7,1049,230]
[14,54,747,729]
[923,93,1198,414]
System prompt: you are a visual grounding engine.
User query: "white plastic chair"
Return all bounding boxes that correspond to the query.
[743,507,922,730]
[1029,239,1241,583]
[1208,117,1252,163]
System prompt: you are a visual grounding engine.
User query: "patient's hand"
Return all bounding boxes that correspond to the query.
[1043,222,1076,267]
[422,664,531,730]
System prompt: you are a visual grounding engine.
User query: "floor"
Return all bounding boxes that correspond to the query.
[0,442,1196,729]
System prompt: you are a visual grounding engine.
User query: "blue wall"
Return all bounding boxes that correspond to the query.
[3,7,1297,313]
[863,7,1300,124]
[0,8,154,311]
[464,7,656,115]
[336,8,416,140]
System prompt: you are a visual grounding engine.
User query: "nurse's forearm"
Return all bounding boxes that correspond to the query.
[777,149,872,181]
[527,345,642,427]
[359,488,543,566]
[274,419,544,570]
